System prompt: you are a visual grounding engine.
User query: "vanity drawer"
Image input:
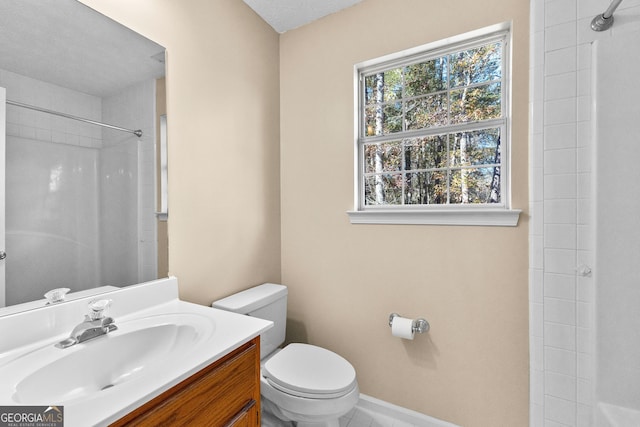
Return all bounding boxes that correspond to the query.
[111,337,260,427]
[223,400,257,427]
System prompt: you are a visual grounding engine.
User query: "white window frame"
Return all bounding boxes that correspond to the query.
[348,22,520,226]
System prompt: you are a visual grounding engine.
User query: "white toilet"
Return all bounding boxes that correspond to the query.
[212,283,359,427]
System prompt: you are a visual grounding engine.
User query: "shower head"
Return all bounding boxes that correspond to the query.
[591,0,623,31]
[591,13,614,31]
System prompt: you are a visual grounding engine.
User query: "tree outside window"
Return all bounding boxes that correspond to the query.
[358,35,508,209]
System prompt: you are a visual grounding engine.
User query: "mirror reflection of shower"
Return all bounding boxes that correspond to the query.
[0,0,167,308]
[2,75,159,305]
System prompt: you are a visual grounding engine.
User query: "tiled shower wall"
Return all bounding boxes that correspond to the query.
[102,80,157,286]
[0,69,157,294]
[529,0,640,425]
[0,68,102,147]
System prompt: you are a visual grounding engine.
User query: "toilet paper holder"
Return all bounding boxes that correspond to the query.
[388,313,430,334]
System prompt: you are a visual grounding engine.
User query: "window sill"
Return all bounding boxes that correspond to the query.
[347,208,521,226]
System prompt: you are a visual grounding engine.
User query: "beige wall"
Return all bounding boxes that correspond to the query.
[279,1,529,426]
[79,0,529,425]
[79,0,282,303]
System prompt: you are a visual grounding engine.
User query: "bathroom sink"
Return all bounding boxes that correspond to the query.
[1,313,215,405]
[0,276,273,427]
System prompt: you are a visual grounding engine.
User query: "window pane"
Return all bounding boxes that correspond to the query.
[383,69,403,102]
[450,42,502,88]
[364,142,402,174]
[405,94,448,130]
[404,135,448,170]
[404,57,448,97]
[364,102,403,136]
[365,70,403,105]
[449,128,501,167]
[364,174,403,205]
[364,105,376,136]
[383,102,403,134]
[404,171,448,205]
[449,167,499,204]
[364,75,376,105]
[449,82,501,124]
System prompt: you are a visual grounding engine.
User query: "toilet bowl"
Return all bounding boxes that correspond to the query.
[212,284,359,427]
[261,343,359,426]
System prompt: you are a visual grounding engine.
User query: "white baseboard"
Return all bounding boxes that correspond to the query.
[356,394,460,427]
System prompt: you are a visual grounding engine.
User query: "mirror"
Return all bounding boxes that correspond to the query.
[0,0,167,314]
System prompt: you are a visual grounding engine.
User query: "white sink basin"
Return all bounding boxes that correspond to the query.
[0,276,272,427]
[1,313,214,405]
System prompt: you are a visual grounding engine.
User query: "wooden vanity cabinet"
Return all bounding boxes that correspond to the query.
[111,337,261,427]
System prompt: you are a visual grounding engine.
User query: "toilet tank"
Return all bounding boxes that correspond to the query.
[212,283,287,359]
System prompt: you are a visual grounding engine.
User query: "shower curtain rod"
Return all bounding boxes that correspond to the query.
[6,100,143,138]
[591,0,623,31]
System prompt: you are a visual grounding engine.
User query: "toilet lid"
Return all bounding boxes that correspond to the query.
[263,343,357,399]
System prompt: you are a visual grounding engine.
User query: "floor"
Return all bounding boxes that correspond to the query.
[339,406,423,427]
[262,405,422,427]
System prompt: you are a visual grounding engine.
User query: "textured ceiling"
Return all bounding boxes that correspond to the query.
[0,0,358,98]
[0,0,165,97]
[243,0,363,33]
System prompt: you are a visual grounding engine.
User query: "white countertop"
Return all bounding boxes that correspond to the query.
[0,277,273,427]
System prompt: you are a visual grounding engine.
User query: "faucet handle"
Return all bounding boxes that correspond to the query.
[88,299,112,320]
[44,288,70,304]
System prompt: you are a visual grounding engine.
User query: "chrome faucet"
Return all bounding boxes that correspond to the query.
[55,299,117,349]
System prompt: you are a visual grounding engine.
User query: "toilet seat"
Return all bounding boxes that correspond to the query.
[263,343,357,399]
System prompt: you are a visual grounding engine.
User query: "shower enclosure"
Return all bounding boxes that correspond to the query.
[0,70,158,306]
[593,29,640,425]
[529,0,640,424]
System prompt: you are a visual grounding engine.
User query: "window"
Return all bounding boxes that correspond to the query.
[349,24,520,226]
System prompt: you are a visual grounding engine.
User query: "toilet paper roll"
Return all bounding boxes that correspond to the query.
[391,316,415,340]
